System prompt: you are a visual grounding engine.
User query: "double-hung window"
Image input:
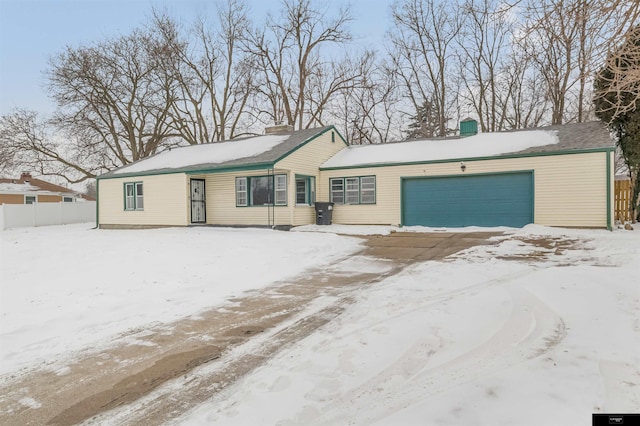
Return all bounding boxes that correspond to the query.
[345,177,360,204]
[329,176,376,205]
[236,175,287,206]
[295,176,315,205]
[124,182,143,210]
[330,178,344,204]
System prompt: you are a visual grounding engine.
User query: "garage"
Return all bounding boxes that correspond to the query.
[401,171,534,227]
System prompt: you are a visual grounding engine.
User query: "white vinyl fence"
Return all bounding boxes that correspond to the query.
[0,201,96,230]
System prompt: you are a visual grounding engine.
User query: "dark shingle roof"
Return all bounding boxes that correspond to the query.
[510,121,613,155]
[99,126,335,179]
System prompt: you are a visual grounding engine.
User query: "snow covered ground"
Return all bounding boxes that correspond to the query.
[0,224,362,375]
[177,225,640,426]
[1,223,638,425]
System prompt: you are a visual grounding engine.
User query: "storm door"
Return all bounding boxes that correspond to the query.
[190,179,206,223]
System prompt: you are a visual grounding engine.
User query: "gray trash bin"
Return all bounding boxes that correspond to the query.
[315,202,334,225]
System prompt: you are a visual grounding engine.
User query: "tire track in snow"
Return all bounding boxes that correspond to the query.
[313,279,566,425]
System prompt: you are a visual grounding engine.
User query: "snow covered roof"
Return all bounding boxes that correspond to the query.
[0,182,38,192]
[322,121,614,169]
[0,175,87,197]
[100,126,335,178]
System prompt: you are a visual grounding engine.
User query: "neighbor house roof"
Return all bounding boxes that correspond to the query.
[99,126,339,179]
[321,121,614,170]
[0,173,92,199]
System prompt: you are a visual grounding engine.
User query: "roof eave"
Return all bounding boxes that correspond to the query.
[320,146,615,171]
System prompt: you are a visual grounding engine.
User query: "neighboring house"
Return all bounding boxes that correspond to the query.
[0,173,92,205]
[96,121,615,230]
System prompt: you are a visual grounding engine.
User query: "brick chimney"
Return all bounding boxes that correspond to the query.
[265,124,294,134]
[20,172,32,182]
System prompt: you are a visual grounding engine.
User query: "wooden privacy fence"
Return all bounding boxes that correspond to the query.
[614,179,634,223]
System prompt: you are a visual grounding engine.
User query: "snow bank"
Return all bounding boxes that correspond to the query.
[113,135,288,175]
[322,130,558,168]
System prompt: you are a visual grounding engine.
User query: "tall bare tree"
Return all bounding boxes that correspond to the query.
[245,0,357,129]
[152,1,257,143]
[521,0,639,125]
[389,0,463,138]
[457,0,514,132]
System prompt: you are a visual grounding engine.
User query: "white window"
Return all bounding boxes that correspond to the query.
[345,177,360,204]
[360,176,376,204]
[63,196,74,202]
[329,176,376,205]
[124,182,143,210]
[236,177,247,206]
[330,178,344,204]
[25,195,36,204]
[274,175,287,206]
[237,175,287,207]
[295,176,315,205]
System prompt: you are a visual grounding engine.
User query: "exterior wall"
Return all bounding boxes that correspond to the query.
[275,129,346,226]
[203,170,292,226]
[200,128,347,227]
[38,195,63,203]
[98,173,188,226]
[320,151,611,228]
[0,194,26,204]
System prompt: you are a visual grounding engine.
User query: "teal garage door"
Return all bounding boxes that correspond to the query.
[402,172,533,227]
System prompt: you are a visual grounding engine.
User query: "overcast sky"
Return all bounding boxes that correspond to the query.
[0,0,390,116]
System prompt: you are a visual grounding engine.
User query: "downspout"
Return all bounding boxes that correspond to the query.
[94,178,100,230]
[606,150,612,231]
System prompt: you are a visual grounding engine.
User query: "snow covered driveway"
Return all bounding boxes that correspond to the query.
[175,226,640,426]
[1,224,638,425]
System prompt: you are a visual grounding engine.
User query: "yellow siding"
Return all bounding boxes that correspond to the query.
[204,170,292,226]
[320,151,610,228]
[276,129,347,226]
[99,174,188,226]
[203,129,346,227]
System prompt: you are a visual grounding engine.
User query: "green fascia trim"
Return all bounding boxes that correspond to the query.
[400,170,535,226]
[320,147,616,171]
[606,151,612,231]
[273,125,349,166]
[97,162,275,181]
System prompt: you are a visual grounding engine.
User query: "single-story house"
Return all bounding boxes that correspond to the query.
[96,121,615,230]
[0,172,91,204]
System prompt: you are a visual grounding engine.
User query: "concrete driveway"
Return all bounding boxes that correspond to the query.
[0,232,500,426]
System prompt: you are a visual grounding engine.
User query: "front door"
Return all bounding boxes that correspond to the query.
[190,179,206,223]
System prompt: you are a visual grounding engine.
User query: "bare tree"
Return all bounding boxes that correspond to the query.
[245,0,357,129]
[457,0,515,132]
[0,109,98,182]
[152,2,257,143]
[47,26,181,172]
[520,0,639,125]
[329,52,403,144]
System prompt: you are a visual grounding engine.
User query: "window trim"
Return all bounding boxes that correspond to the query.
[63,196,74,203]
[235,177,248,207]
[25,195,36,204]
[124,181,144,211]
[329,176,376,205]
[329,178,344,204]
[236,174,288,207]
[295,175,316,206]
